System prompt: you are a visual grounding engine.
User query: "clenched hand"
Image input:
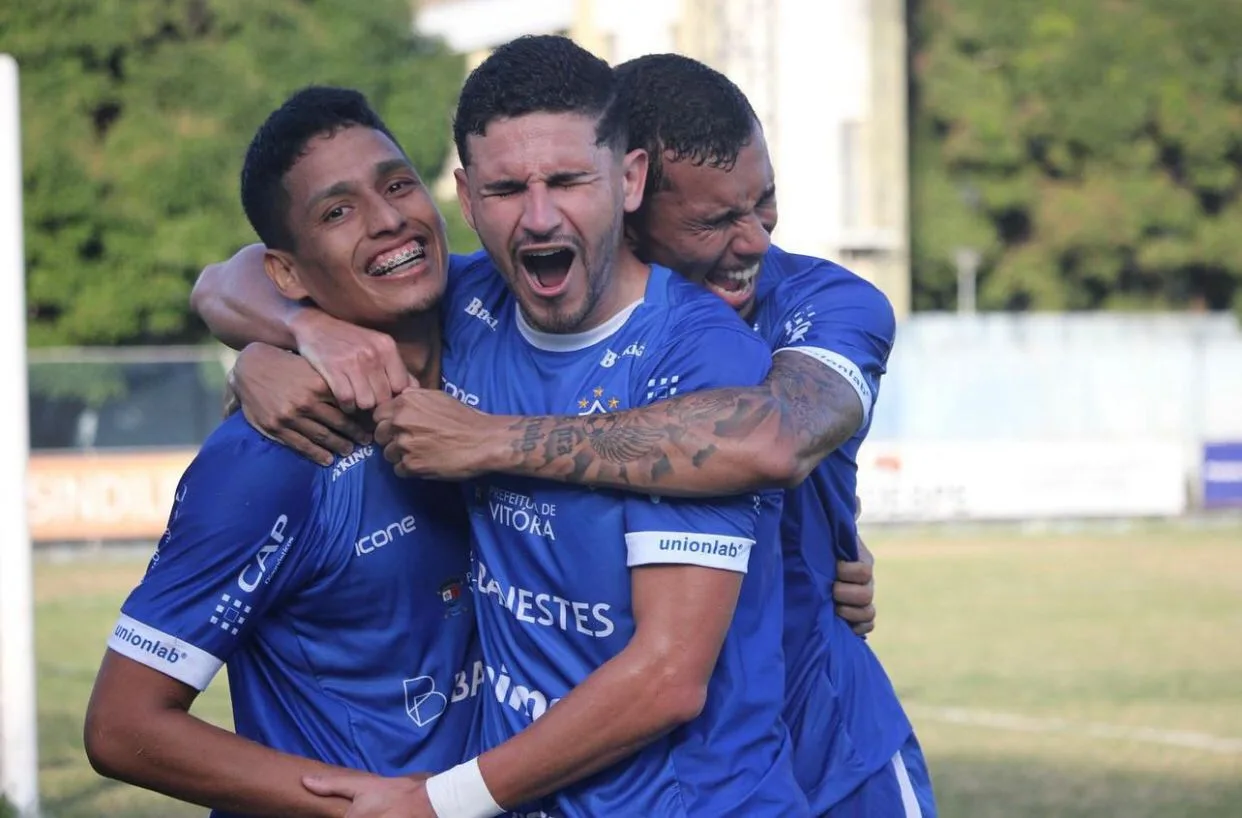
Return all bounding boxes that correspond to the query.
[372,389,505,480]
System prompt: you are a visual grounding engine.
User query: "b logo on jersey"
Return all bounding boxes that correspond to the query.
[599,342,645,368]
[577,386,621,415]
[784,305,816,345]
[464,296,499,330]
[403,675,448,727]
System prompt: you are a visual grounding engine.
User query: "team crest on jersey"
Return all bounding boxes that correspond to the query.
[577,386,621,415]
[784,305,817,345]
[439,577,468,618]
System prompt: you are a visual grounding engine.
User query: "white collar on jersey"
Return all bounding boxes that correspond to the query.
[514,298,645,352]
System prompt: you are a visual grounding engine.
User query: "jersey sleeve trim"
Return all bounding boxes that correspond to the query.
[778,346,873,425]
[625,531,753,574]
[107,613,223,691]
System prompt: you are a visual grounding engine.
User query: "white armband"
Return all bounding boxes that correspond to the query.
[425,757,504,818]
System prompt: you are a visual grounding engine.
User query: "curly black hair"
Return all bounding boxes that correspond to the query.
[241,86,400,251]
[614,53,759,196]
[453,35,626,167]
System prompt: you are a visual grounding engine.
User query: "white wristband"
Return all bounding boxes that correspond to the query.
[425,757,504,818]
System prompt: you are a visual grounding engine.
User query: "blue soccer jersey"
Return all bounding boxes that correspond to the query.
[752,245,915,811]
[108,413,482,818]
[441,254,807,818]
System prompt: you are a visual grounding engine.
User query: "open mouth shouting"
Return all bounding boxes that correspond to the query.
[366,237,430,279]
[516,244,579,298]
[704,262,761,312]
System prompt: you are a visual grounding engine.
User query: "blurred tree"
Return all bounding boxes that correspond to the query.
[911,0,1242,314]
[2,0,466,345]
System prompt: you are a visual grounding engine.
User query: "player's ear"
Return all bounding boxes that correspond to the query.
[454,167,476,232]
[619,148,648,215]
[263,249,310,301]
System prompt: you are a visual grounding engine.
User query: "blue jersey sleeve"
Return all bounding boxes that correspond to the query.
[624,319,773,574]
[107,425,324,691]
[772,270,896,426]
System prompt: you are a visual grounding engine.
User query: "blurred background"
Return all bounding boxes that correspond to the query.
[2,1,1241,816]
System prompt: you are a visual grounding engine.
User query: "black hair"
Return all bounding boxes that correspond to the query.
[614,54,759,197]
[240,85,401,251]
[452,35,625,167]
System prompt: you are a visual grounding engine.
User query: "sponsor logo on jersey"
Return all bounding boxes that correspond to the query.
[645,375,680,401]
[485,662,562,722]
[658,535,747,559]
[485,486,558,540]
[464,296,499,331]
[355,514,417,557]
[237,514,293,593]
[576,385,621,416]
[331,445,375,481]
[112,621,188,665]
[404,660,486,729]
[403,675,448,727]
[146,482,189,579]
[599,342,645,368]
[442,377,481,407]
[474,559,615,638]
[209,592,252,636]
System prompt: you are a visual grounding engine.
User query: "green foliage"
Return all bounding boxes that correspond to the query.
[442,193,481,256]
[911,0,1242,313]
[2,0,465,345]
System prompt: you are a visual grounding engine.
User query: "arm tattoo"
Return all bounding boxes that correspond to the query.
[497,352,862,494]
[766,350,864,463]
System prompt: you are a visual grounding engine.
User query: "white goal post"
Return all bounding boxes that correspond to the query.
[0,52,40,818]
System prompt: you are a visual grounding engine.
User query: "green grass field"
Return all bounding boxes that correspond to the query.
[27,522,1242,817]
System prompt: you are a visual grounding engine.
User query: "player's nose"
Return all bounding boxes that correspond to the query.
[732,213,771,260]
[366,195,407,237]
[518,184,562,236]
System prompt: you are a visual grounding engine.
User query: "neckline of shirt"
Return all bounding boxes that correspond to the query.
[514,298,645,352]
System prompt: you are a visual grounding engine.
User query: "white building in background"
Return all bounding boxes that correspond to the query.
[417,0,911,318]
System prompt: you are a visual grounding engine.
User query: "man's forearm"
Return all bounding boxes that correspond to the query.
[190,244,304,351]
[88,707,352,818]
[478,644,699,807]
[480,386,780,496]
[479,359,862,497]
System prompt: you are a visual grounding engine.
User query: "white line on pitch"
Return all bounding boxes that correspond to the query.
[908,705,1242,755]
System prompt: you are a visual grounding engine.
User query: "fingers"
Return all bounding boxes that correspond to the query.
[373,418,394,446]
[347,373,379,415]
[381,349,412,399]
[836,559,874,588]
[307,403,372,448]
[832,577,874,606]
[322,373,358,415]
[834,599,876,625]
[382,440,405,467]
[845,615,875,637]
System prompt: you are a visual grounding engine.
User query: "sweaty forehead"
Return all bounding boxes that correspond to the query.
[467,112,609,179]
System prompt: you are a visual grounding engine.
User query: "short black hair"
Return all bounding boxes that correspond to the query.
[614,54,759,195]
[453,35,625,167]
[241,85,401,251]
